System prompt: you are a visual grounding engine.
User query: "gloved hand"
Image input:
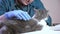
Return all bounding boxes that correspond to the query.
[4,10,31,21]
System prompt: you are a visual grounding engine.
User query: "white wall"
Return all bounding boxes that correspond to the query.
[41,0,60,24]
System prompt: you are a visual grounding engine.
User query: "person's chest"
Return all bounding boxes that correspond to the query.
[5,0,37,17]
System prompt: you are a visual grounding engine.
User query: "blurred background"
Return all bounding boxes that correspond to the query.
[41,0,60,25]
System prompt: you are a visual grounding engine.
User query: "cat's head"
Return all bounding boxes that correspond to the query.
[32,9,48,22]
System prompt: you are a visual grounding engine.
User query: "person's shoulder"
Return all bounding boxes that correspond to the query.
[33,0,41,2]
[30,0,41,6]
[30,0,45,9]
[31,0,41,4]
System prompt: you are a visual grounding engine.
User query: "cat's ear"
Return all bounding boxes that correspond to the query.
[34,8,38,12]
[32,9,38,18]
[34,8,39,13]
[34,8,48,13]
[33,8,40,15]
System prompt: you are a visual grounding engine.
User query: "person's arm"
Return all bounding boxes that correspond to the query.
[0,0,8,22]
[0,0,31,22]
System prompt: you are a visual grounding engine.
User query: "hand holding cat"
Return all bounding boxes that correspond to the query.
[4,10,31,21]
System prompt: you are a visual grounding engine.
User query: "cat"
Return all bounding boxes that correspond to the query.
[0,9,48,34]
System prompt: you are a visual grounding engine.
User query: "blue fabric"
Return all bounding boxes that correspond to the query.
[46,15,52,26]
[0,0,52,26]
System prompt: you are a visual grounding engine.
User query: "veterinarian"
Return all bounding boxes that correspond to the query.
[0,0,52,26]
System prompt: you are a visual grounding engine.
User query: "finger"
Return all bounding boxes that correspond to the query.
[19,13,27,21]
[17,10,28,20]
[21,12,31,20]
[24,12,31,20]
[16,14,22,20]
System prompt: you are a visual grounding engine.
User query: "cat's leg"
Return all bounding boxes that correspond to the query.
[0,25,8,34]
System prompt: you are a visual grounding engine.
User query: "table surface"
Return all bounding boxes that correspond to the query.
[22,30,60,34]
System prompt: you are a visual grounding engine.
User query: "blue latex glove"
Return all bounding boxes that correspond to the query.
[4,10,31,21]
